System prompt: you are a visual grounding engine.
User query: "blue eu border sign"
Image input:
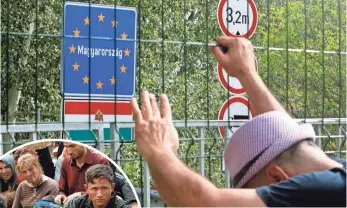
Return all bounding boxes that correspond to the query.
[62,2,137,99]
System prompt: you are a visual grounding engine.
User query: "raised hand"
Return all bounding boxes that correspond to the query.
[131,91,179,160]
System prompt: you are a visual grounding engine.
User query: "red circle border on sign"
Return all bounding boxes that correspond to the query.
[217,64,246,95]
[218,96,254,138]
[217,0,258,38]
[217,58,258,95]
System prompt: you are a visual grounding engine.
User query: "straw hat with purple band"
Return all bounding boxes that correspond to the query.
[224,111,316,188]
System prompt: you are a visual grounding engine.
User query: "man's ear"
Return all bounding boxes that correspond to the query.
[264,163,289,184]
[84,184,88,192]
[111,183,115,191]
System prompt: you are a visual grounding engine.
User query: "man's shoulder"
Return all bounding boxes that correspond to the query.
[256,167,346,207]
[68,194,90,207]
[115,172,125,180]
[114,196,132,208]
[17,180,29,190]
[68,194,131,208]
[44,177,59,186]
[268,166,345,189]
[297,166,346,189]
[88,149,109,164]
[62,156,72,166]
[331,156,347,169]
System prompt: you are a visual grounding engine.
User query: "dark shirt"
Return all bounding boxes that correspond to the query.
[66,194,131,208]
[114,172,137,203]
[36,147,55,179]
[59,149,109,196]
[256,157,346,207]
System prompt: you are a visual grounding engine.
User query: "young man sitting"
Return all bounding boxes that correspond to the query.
[67,164,132,208]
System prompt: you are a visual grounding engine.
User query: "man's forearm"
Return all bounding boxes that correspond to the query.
[146,150,220,207]
[239,72,287,117]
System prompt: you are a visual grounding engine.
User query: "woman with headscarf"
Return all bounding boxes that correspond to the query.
[12,154,58,208]
[0,154,17,207]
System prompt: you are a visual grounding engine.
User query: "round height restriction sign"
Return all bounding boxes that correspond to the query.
[217,58,258,95]
[218,64,245,95]
[218,96,254,138]
[217,0,258,38]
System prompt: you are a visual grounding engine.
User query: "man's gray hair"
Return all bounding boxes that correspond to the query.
[85,164,114,184]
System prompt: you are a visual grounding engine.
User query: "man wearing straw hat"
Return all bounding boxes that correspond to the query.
[130,37,346,207]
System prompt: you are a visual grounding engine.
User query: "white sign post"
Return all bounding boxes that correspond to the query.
[217,0,258,38]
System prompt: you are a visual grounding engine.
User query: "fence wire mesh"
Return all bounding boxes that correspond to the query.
[1,0,346,206]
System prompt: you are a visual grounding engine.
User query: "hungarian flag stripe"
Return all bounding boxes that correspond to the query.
[64,115,132,123]
[65,101,132,115]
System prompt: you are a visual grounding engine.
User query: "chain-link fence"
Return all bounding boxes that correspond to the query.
[1,0,346,206]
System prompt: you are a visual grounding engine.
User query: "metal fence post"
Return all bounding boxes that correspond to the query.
[30,108,40,141]
[110,123,120,165]
[316,125,322,148]
[224,126,231,188]
[0,134,3,156]
[95,127,105,153]
[337,125,342,158]
[30,132,38,141]
[144,160,151,207]
[198,127,205,176]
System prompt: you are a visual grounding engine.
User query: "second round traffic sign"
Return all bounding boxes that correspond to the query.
[217,58,258,95]
[217,0,258,38]
[218,96,254,138]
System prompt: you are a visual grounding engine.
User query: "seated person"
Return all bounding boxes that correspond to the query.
[14,144,55,180]
[54,147,68,183]
[13,147,53,185]
[67,164,132,208]
[26,142,55,180]
[114,172,138,208]
[0,154,17,207]
[54,143,109,206]
[12,154,59,208]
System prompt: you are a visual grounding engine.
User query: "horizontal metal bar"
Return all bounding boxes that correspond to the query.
[1,133,345,146]
[293,118,347,125]
[1,31,62,38]
[324,150,347,154]
[253,46,347,55]
[178,134,347,141]
[1,118,346,133]
[0,123,104,133]
[315,135,347,139]
[99,150,347,162]
[1,31,346,55]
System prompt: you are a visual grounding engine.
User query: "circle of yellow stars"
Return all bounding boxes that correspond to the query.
[68,13,132,90]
